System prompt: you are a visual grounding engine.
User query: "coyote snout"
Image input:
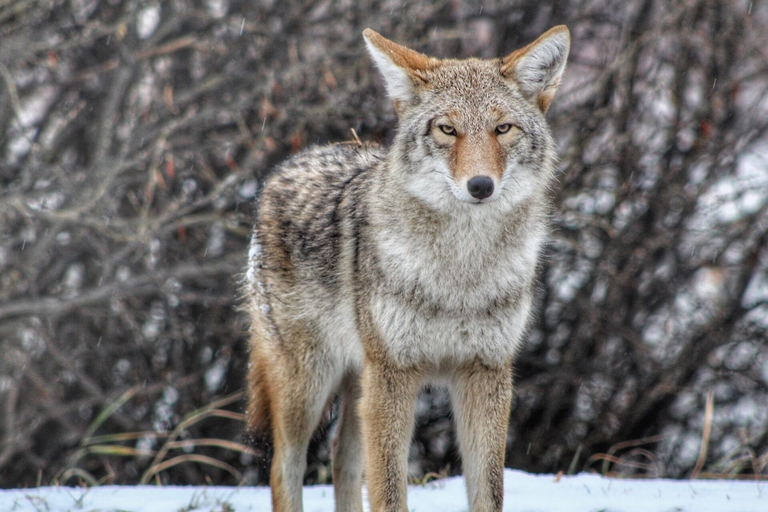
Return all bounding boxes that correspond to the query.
[245,25,570,512]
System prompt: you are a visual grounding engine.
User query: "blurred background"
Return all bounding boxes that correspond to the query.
[1,0,767,488]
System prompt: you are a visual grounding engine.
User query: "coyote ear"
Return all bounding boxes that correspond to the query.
[363,29,439,110]
[501,25,570,113]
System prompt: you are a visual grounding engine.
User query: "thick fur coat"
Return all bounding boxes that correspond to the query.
[244,26,570,512]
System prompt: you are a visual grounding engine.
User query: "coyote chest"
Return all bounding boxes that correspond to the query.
[364,201,542,366]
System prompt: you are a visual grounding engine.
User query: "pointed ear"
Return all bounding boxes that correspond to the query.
[363,29,439,110]
[501,25,570,113]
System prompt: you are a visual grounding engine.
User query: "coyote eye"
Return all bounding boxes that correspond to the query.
[438,124,457,136]
[495,123,514,135]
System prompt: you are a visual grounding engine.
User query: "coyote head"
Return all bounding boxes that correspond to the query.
[364,27,569,210]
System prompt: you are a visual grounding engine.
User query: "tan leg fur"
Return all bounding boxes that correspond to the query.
[450,359,514,512]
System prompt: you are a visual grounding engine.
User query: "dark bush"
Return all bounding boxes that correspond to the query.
[1,0,767,487]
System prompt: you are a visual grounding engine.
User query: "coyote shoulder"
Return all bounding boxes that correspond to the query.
[245,25,570,512]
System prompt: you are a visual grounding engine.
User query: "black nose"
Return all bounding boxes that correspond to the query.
[467,176,495,200]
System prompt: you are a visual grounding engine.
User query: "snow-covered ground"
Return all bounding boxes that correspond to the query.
[1,470,764,512]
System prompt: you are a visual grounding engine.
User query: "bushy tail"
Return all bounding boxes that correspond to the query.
[243,229,274,439]
[244,264,275,439]
[244,329,274,476]
[245,300,274,439]
[246,343,272,437]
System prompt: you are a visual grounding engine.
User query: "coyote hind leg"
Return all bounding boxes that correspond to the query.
[332,372,363,512]
[262,322,336,512]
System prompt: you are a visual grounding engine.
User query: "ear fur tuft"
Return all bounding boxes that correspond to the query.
[363,29,439,105]
[501,25,570,113]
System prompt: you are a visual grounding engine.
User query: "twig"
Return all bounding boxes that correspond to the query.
[598,434,667,476]
[690,390,715,479]
[74,36,198,82]
[0,258,240,321]
[0,61,22,122]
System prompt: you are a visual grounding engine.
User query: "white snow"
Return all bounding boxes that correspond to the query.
[0,470,764,512]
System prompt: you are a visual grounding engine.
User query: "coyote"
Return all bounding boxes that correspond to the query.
[244,26,570,512]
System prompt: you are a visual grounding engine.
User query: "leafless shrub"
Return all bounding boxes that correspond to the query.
[1,0,767,487]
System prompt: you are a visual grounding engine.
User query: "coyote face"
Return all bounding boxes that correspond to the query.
[245,26,569,512]
[365,28,567,211]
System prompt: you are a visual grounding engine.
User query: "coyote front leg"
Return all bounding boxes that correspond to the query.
[450,358,514,512]
[360,357,421,512]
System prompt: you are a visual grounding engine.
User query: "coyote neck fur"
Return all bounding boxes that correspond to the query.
[377,154,544,289]
[356,150,548,368]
